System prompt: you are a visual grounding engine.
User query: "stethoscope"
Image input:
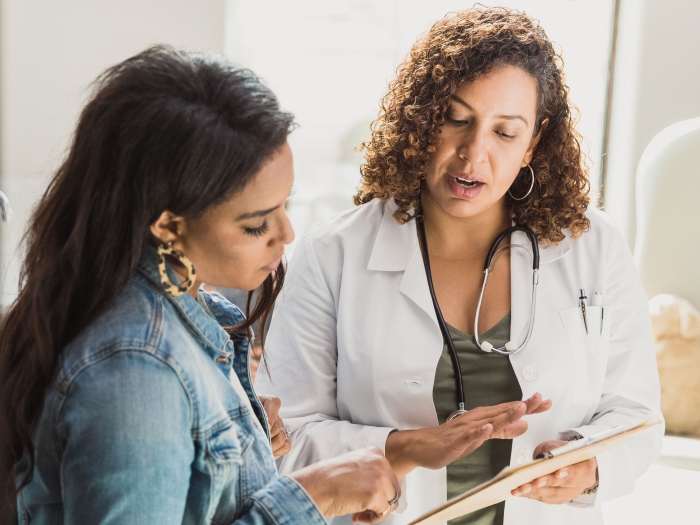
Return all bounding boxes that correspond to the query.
[416,218,540,420]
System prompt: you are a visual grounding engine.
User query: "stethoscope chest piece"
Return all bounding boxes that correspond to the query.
[447,409,469,421]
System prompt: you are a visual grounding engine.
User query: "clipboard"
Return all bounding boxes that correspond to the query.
[408,420,662,525]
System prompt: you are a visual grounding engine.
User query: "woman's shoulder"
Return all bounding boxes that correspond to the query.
[575,206,625,250]
[292,198,409,273]
[584,206,617,231]
[58,276,194,388]
[304,198,390,242]
[556,206,632,268]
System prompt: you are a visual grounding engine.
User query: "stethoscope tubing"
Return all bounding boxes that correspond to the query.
[417,218,467,414]
[416,218,540,419]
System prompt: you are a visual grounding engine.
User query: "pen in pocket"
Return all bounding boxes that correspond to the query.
[579,289,588,334]
[593,292,604,335]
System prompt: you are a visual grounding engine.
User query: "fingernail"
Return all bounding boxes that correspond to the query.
[558,470,569,478]
[523,486,532,494]
[481,424,491,431]
[537,479,547,487]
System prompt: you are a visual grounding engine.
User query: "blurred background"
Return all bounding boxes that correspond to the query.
[1,1,699,523]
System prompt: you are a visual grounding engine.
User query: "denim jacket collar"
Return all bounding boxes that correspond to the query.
[134,245,233,358]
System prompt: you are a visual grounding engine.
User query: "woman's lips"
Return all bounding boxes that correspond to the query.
[446,175,484,199]
[262,255,283,272]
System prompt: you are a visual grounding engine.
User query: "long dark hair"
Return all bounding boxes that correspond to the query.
[0,45,295,503]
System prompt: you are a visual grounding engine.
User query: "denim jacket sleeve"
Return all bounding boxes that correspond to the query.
[58,351,194,524]
[243,476,327,525]
[57,350,326,525]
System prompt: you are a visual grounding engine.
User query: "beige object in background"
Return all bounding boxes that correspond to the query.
[649,294,700,437]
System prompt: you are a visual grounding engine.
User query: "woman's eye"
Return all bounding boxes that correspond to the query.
[446,114,469,125]
[496,130,516,140]
[244,220,270,237]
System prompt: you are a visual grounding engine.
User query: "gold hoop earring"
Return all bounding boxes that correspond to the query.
[157,242,196,297]
[508,164,535,201]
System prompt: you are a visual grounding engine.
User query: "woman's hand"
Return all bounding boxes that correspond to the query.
[259,395,292,459]
[290,447,401,524]
[386,393,551,478]
[511,440,598,504]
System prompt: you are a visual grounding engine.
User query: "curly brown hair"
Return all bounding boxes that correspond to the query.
[355,6,590,244]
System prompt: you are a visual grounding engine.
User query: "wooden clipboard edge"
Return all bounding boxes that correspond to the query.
[407,420,661,525]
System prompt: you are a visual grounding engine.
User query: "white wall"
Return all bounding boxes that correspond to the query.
[225,0,616,256]
[0,0,225,308]
[604,0,700,247]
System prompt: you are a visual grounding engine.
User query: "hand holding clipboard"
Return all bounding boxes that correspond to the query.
[509,426,625,502]
[408,420,662,525]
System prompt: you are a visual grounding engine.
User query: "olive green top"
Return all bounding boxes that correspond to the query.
[432,313,522,525]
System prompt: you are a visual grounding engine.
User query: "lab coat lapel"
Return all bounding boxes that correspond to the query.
[399,240,439,326]
[367,201,438,327]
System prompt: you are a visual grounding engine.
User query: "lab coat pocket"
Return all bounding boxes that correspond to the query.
[559,305,611,406]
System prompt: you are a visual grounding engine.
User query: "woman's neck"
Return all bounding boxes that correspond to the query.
[421,190,512,261]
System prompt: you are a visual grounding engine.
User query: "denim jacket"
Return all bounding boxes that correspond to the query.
[16,246,326,525]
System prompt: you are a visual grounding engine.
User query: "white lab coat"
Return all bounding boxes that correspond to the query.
[255,198,663,525]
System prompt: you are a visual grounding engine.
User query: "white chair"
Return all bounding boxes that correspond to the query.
[634,117,700,310]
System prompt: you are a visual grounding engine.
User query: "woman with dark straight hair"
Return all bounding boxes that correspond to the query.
[0,46,401,524]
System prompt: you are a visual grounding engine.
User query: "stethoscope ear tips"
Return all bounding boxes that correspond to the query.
[505,341,518,351]
[480,341,494,353]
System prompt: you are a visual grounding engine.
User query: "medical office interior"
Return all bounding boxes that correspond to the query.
[0,0,699,523]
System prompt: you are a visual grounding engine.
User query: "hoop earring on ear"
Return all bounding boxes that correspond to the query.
[157,242,196,297]
[508,164,535,201]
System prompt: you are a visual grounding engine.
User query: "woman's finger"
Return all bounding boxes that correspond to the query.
[511,482,533,496]
[532,439,568,459]
[462,400,526,421]
[268,414,284,438]
[456,423,492,460]
[272,437,292,459]
[489,419,528,440]
[529,399,553,414]
[271,429,287,451]
[353,447,402,522]
[352,507,396,524]
[523,392,543,413]
[261,396,282,423]
[483,402,526,434]
[518,485,582,504]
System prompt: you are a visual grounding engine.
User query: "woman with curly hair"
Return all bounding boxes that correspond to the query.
[256,7,662,525]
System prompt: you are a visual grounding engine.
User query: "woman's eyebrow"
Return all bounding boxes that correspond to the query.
[236,205,280,221]
[450,94,528,125]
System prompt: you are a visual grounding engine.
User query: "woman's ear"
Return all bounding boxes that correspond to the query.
[522,118,549,166]
[150,210,185,246]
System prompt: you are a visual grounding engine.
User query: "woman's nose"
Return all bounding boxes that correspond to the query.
[456,127,488,165]
[270,211,295,247]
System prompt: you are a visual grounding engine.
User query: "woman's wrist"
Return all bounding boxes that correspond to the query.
[385,429,420,478]
[289,467,334,516]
